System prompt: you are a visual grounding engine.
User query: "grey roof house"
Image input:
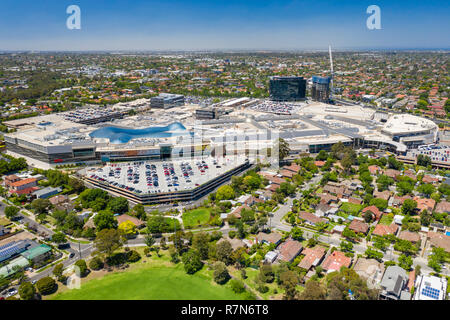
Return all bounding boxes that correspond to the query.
[379,266,411,300]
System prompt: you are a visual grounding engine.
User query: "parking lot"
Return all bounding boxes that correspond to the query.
[407,145,450,163]
[86,156,248,195]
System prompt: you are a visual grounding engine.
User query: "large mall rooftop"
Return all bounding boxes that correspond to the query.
[3,99,439,168]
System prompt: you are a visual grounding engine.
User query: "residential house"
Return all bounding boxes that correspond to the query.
[413,197,435,213]
[427,231,450,253]
[403,169,417,180]
[414,274,448,300]
[373,190,391,201]
[314,161,326,168]
[228,204,251,219]
[362,205,383,221]
[32,186,63,199]
[379,266,411,300]
[434,201,450,214]
[279,169,295,179]
[298,246,326,271]
[348,197,363,205]
[256,232,282,246]
[398,230,421,243]
[115,214,145,229]
[218,237,247,250]
[298,211,328,226]
[348,219,370,235]
[384,169,401,180]
[283,163,301,173]
[390,195,412,208]
[422,175,439,184]
[332,224,346,235]
[265,251,278,263]
[368,165,381,175]
[3,174,20,187]
[321,250,352,272]
[372,223,399,237]
[277,239,303,262]
[317,193,338,205]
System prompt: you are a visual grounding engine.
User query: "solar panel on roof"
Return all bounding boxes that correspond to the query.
[421,286,440,299]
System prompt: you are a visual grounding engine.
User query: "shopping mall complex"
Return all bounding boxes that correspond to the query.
[3,98,439,204]
[3,99,439,168]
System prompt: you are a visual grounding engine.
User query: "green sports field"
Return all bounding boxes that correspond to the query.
[52,261,242,300]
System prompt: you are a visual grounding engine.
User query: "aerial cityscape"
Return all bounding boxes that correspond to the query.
[0,0,449,306]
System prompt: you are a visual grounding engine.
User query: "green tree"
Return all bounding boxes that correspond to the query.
[290,227,304,241]
[365,247,384,260]
[35,277,57,295]
[417,184,435,198]
[51,232,66,244]
[31,198,52,215]
[108,197,129,215]
[4,206,19,219]
[192,232,210,260]
[401,199,417,215]
[215,185,235,201]
[212,261,230,284]
[181,249,203,274]
[398,254,413,271]
[94,210,118,231]
[89,256,104,270]
[94,228,124,258]
[74,259,89,277]
[18,282,35,300]
[216,240,233,265]
[52,263,64,279]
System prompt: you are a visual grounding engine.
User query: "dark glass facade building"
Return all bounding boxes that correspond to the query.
[269,76,306,101]
[311,76,331,102]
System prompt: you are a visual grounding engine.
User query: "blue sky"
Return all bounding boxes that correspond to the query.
[0,0,449,50]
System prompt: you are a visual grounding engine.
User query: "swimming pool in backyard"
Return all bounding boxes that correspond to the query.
[89,122,192,144]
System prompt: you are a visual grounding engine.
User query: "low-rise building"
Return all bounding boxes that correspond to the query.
[256,232,282,246]
[277,239,303,262]
[398,230,421,243]
[298,246,326,271]
[321,250,351,273]
[379,266,411,300]
[348,219,370,235]
[414,274,448,300]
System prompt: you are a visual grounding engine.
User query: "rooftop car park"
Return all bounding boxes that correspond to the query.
[83,156,251,204]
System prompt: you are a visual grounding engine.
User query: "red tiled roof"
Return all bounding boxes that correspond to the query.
[398,230,420,243]
[372,223,398,237]
[362,205,383,220]
[322,251,352,272]
[299,211,327,225]
[10,178,37,188]
[278,239,303,262]
[348,219,369,234]
[298,246,326,270]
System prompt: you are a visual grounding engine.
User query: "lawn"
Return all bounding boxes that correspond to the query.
[52,250,243,300]
[182,207,211,228]
[339,202,363,215]
[379,214,394,225]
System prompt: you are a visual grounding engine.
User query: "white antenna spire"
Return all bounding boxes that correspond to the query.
[328,45,334,102]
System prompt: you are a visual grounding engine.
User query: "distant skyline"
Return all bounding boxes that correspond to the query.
[0,0,449,51]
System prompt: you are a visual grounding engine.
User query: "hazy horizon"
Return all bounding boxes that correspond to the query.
[0,0,449,51]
